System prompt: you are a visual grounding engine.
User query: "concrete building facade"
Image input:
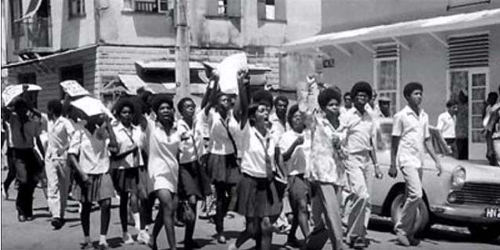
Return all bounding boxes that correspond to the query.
[284,0,500,160]
[3,0,322,110]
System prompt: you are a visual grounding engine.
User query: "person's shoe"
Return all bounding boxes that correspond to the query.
[285,236,302,248]
[217,234,227,244]
[97,242,108,250]
[227,242,239,250]
[122,233,135,245]
[18,215,26,222]
[51,218,64,230]
[80,242,93,250]
[408,236,421,246]
[351,237,369,249]
[175,219,185,227]
[25,216,34,221]
[147,238,158,250]
[137,231,150,245]
[396,233,411,247]
[225,211,236,219]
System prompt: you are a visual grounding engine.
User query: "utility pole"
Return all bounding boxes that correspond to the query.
[175,0,190,102]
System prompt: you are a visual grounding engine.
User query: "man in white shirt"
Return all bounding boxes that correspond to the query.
[340,92,354,115]
[45,100,75,229]
[436,100,458,155]
[389,82,442,246]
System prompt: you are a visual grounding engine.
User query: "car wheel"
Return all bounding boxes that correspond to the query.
[468,225,500,241]
[390,192,430,235]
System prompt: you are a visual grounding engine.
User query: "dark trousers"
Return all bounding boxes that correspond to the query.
[3,148,16,191]
[12,149,40,217]
[444,138,457,158]
[214,181,237,234]
[456,138,468,160]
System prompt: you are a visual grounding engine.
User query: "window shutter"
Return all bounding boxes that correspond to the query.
[206,0,218,16]
[275,0,286,21]
[375,44,399,58]
[257,0,266,19]
[227,0,241,17]
[448,33,489,69]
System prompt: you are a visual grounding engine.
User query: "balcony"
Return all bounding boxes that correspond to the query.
[13,17,53,55]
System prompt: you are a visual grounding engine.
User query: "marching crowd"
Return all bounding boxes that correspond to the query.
[1,69,444,250]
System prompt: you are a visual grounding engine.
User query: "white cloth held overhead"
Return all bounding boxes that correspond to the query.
[217,53,248,94]
[70,96,114,118]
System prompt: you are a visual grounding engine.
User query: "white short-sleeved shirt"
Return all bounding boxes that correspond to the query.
[147,120,181,193]
[269,113,287,142]
[308,113,346,185]
[236,124,277,178]
[111,123,144,169]
[177,118,206,164]
[46,116,75,159]
[204,109,239,155]
[392,105,430,169]
[68,126,110,174]
[340,106,353,115]
[341,108,376,154]
[436,111,456,139]
[279,129,311,176]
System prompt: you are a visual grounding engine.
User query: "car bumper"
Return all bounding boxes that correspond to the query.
[430,203,500,225]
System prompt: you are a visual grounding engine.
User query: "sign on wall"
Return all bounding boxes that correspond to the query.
[322,58,335,68]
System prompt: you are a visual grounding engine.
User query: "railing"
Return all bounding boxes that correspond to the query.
[14,17,52,51]
[135,1,158,12]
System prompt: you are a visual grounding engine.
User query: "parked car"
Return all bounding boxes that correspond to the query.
[370,118,500,240]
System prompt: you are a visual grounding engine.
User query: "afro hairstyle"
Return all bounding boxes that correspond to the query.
[151,94,174,114]
[252,90,274,108]
[317,87,342,109]
[403,82,423,100]
[350,81,373,100]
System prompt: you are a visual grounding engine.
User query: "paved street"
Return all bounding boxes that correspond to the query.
[2,183,499,250]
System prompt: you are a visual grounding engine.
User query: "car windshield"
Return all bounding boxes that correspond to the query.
[376,121,450,155]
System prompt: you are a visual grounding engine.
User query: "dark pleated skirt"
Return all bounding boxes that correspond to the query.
[207,153,240,184]
[236,174,282,218]
[111,168,139,194]
[178,161,203,199]
[72,173,115,203]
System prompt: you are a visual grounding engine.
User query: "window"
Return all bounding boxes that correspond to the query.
[60,64,84,98]
[257,0,286,21]
[217,0,227,15]
[125,0,170,13]
[10,0,23,37]
[206,0,240,17]
[265,0,275,20]
[374,44,399,116]
[69,0,86,18]
[17,73,38,108]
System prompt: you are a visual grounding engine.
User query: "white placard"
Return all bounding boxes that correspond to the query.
[217,53,248,94]
[60,80,89,97]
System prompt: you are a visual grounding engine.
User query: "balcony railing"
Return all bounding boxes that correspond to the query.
[14,17,52,52]
[135,1,159,12]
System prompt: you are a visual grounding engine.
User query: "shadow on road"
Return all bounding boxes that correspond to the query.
[368,217,500,246]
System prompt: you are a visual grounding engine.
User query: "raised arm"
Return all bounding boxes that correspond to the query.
[202,74,220,116]
[233,70,250,128]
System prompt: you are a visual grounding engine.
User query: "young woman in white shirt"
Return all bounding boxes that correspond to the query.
[202,76,241,244]
[279,104,311,248]
[229,86,284,250]
[176,97,205,249]
[68,113,117,250]
[110,99,145,245]
[146,94,181,250]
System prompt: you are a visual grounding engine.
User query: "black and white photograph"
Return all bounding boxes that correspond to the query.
[1,0,500,249]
